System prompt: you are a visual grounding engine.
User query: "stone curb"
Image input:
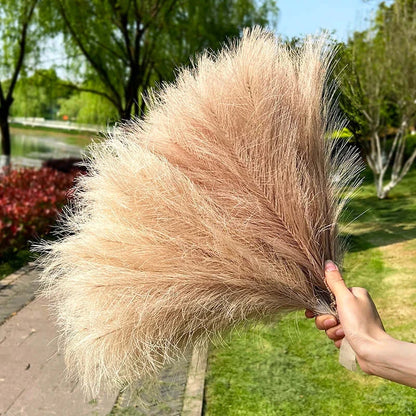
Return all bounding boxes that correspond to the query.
[181,343,208,416]
[0,263,34,287]
[0,263,39,326]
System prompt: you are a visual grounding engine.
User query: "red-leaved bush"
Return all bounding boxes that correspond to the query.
[0,167,79,256]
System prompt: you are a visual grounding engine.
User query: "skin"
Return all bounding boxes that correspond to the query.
[306,260,416,389]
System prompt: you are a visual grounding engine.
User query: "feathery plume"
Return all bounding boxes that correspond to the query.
[37,27,362,395]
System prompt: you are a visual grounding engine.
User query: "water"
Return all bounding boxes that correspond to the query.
[1,128,93,167]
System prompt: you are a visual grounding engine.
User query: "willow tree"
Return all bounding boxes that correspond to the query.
[0,0,39,165]
[54,0,277,120]
[338,0,416,199]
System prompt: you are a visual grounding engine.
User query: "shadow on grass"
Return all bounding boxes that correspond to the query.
[348,196,416,224]
[344,223,416,253]
[342,169,416,250]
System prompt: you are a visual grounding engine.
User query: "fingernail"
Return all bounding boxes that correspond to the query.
[335,328,345,337]
[325,260,338,272]
[324,318,337,328]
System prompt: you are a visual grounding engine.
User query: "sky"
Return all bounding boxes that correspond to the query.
[275,0,384,41]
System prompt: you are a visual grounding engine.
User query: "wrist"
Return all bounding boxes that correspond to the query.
[354,331,393,376]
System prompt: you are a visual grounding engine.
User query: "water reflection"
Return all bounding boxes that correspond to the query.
[1,129,93,167]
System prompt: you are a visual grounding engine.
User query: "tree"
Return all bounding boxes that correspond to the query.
[337,0,416,199]
[53,0,278,120]
[11,69,72,119]
[0,0,39,165]
[58,88,118,125]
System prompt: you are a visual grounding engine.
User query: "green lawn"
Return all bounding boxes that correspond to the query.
[204,169,416,415]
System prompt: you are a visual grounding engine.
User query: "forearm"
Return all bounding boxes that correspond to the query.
[362,336,416,388]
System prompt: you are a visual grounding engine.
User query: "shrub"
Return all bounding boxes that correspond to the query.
[0,167,79,256]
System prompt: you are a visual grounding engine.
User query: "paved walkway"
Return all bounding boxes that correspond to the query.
[0,267,203,416]
[0,266,115,416]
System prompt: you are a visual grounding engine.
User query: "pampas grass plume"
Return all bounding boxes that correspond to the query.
[37,27,362,395]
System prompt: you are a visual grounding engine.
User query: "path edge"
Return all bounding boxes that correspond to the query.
[181,342,209,416]
[0,263,34,287]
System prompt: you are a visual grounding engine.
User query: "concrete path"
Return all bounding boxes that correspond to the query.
[0,268,116,416]
[0,267,207,416]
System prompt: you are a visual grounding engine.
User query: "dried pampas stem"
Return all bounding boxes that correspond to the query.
[37,27,362,395]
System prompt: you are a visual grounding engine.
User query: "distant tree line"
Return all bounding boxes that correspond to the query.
[0,0,415,197]
[10,69,118,125]
[0,0,278,164]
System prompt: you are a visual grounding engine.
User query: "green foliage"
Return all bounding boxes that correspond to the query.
[51,0,278,119]
[0,248,33,280]
[204,168,416,416]
[156,0,278,76]
[338,0,416,134]
[1,0,278,138]
[404,133,416,159]
[0,0,39,81]
[56,94,83,121]
[0,0,48,158]
[335,0,416,197]
[9,67,117,124]
[58,90,117,125]
[10,69,71,119]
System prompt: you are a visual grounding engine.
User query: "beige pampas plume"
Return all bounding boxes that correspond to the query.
[37,27,362,395]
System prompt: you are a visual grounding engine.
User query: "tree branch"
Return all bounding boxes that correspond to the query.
[382,119,406,176]
[56,0,122,108]
[109,0,135,65]
[59,81,120,110]
[6,0,38,104]
[92,38,128,63]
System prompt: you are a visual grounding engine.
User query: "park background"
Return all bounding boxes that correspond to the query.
[0,0,415,415]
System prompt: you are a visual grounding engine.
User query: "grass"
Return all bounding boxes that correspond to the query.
[204,168,416,415]
[0,249,34,280]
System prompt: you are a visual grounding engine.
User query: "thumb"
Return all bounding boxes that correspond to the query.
[324,260,351,300]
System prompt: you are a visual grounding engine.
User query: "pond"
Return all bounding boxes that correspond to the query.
[1,128,95,168]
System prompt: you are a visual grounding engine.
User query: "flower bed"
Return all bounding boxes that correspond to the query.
[0,167,79,257]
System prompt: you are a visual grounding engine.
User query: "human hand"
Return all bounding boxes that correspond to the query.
[306,260,387,374]
[307,260,416,387]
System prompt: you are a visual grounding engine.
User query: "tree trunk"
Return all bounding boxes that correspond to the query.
[120,107,132,121]
[377,185,388,199]
[369,124,416,199]
[374,170,387,199]
[0,105,11,167]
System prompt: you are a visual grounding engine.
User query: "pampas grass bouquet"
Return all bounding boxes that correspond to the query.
[38,27,362,395]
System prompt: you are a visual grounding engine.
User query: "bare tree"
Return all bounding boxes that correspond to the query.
[338,0,416,198]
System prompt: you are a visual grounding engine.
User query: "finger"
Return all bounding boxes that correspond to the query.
[334,339,343,349]
[324,260,352,300]
[305,310,315,319]
[325,324,344,340]
[315,314,337,330]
